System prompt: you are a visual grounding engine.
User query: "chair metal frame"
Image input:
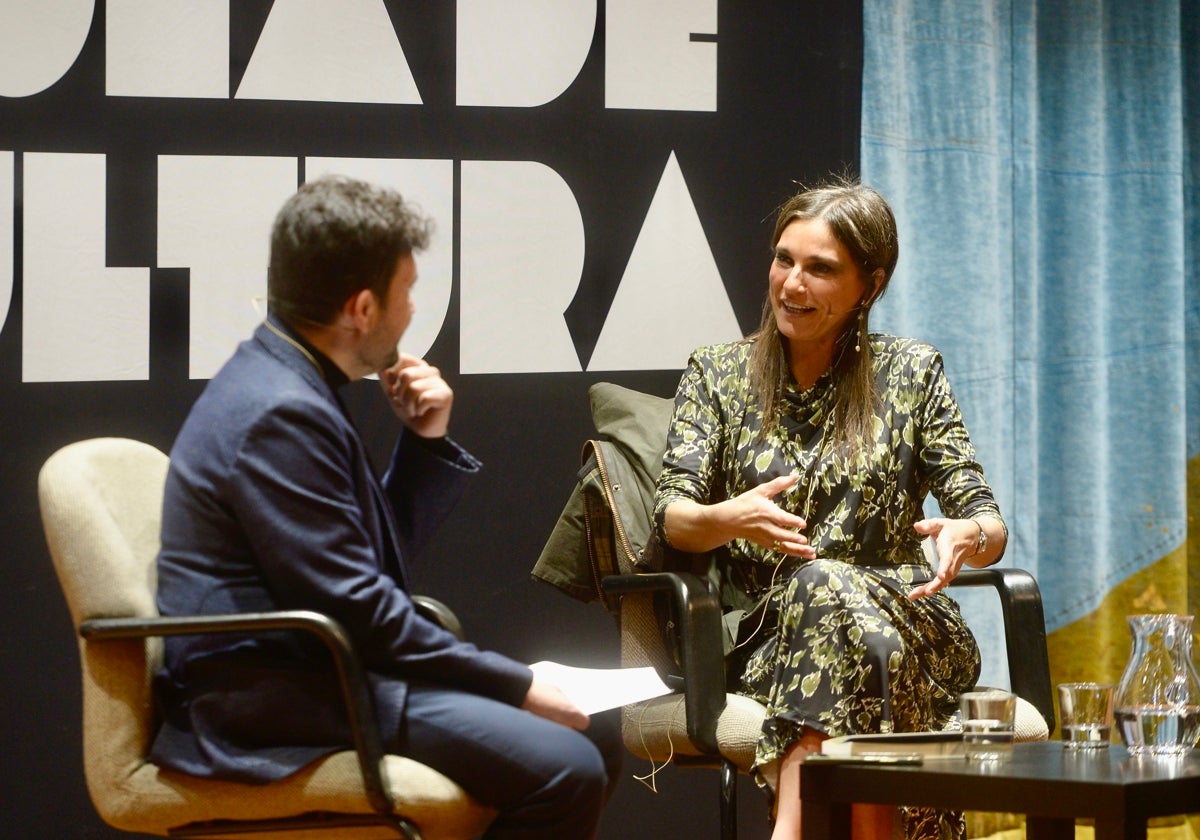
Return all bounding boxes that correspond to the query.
[79,599,454,839]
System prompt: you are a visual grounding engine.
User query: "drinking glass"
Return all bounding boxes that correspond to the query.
[960,689,1016,761]
[1057,682,1114,749]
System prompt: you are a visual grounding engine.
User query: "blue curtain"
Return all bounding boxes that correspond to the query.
[861,0,1199,676]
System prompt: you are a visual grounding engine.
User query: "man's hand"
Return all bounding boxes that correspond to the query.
[521,678,590,731]
[379,354,453,438]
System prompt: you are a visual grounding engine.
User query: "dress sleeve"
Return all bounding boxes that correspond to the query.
[653,351,729,545]
[913,349,1005,529]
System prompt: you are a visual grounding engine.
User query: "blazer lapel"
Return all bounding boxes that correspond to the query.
[254,319,411,591]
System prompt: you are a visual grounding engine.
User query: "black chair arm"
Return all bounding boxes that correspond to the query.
[412,595,465,641]
[601,572,725,755]
[946,567,1056,733]
[80,611,394,819]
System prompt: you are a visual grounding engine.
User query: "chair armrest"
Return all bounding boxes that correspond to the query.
[80,611,394,818]
[412,595,465,641]
[947,568,1056,733]
[601,572,725,755]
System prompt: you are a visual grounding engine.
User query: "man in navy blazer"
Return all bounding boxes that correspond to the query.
[151,175,619,839]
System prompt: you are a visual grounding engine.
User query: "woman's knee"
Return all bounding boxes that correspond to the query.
[788,558,840,589]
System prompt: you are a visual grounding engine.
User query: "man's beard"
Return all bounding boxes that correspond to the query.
[359,337,400,375]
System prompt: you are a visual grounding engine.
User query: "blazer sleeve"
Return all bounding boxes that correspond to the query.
[383,429,481,563]
[229,398,531,706]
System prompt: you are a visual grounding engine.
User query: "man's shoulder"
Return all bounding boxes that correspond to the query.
[213,336,335,405]
[173,340,340,458]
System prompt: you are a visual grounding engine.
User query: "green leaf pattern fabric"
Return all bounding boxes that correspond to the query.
[654,336,1005,839]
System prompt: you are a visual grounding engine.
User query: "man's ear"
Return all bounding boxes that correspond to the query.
[341,288,377,332]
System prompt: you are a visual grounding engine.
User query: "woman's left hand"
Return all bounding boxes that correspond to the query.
[907,517,992,600]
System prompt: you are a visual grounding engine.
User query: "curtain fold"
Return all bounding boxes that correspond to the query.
[861,1,1197,663]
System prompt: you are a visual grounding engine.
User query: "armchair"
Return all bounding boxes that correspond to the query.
[536,382,1054,840]
[39,437,496,839]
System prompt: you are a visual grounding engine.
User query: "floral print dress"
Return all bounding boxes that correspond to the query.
[654,335,1005,839]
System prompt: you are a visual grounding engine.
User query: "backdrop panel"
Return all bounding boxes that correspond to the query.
[0,3,861,837]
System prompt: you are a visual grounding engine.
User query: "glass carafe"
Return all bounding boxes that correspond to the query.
[1113,614,1200,756]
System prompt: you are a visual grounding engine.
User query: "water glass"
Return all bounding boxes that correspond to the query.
[960,689,1016,761]
[1058,682,1114,749]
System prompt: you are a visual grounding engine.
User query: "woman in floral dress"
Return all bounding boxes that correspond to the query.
[654,179,1007,839]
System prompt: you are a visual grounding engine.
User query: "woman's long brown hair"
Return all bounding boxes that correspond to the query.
[747,178,899,456]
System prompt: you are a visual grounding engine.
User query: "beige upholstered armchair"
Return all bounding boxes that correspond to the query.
[39,437,495,839]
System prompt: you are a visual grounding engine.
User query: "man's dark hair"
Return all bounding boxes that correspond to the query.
[268,175,433,327]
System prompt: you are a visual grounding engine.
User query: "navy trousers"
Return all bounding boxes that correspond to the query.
[395,684,624,839]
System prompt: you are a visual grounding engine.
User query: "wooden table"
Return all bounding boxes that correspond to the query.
[800,741,1200,840]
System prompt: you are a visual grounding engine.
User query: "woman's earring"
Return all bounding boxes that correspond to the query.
[854,311,864,352]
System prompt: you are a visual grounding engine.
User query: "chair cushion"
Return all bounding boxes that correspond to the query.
[99,750,495,839]
[622,692,764,773]
[1013,695,1050,741]
[41,438,170,625]
[622,691,1048,781]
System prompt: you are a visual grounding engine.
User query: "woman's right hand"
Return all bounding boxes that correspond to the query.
[663,474,815,557]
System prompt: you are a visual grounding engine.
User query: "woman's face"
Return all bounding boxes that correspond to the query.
[769,217,869,355]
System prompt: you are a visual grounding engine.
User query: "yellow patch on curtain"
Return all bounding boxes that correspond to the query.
[966,816,1199,840]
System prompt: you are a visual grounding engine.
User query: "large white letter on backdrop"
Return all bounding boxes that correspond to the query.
[157,155,298,380]
[606,0,717,111]
[237,0,421,104]
[456,0,595,107]
[106,0,229,98]
[23,153,151,382]
[588,151,739,371]
[0,153,12,339]
[459,161,583,373]
[0,0,93,98]
[305,157,454,361]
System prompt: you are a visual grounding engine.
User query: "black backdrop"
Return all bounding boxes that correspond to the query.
[0,3,860,837]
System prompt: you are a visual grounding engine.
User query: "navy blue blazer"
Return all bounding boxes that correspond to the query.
[150,319,532,782]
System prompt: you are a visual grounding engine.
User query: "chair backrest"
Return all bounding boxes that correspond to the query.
[41,437,169,624]
[39,437,170,822]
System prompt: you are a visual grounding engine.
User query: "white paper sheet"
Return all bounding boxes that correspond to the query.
[529,660,674,715]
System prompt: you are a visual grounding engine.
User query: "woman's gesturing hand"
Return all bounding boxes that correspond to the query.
[908,516,998,599]
[727,473,816,557]
[663,473,816,559]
